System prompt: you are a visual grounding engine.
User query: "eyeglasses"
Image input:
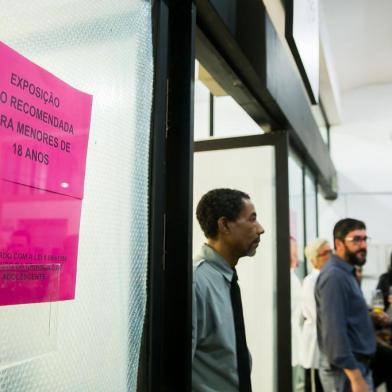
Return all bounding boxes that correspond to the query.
[317,249,332,258]
[344,236,371,244]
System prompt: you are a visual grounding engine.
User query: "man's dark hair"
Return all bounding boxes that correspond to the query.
[333,218,366,245]
[196,188,250,239]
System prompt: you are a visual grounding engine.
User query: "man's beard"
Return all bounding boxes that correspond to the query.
[345,248,367,266]
[246,239,260,257]
[246,244,257,257]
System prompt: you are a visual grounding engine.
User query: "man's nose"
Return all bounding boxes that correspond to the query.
[257,222,265,235]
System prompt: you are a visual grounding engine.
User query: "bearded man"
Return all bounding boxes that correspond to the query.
[316,218,376,392]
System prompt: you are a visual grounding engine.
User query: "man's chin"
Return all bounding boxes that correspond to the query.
[246,248,257,257]
[348,252,366,266]
[355,258,366,267]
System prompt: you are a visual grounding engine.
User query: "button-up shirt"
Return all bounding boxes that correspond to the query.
[300,269,321,369]
[315,255,376,369]
[192,244,239,391]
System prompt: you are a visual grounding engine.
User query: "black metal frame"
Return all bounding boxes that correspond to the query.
[195,133,292,392]
[285,0,319,104]
[164,1,195,389]
[195,0,337,199]
[147,1,195,391]
[147,1,169,391]
[209,93,214,137]
[146,1,326,391]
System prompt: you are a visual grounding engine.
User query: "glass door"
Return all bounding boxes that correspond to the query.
[193,133,291,392]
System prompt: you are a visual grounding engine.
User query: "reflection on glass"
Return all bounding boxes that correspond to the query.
[194,60,265,139]
[214,95,262,137]
[289,153,305,277]
[305,169,318,272]
[0,1,152,389]
[311,105,329,145]
[289,152,305,392]
[194,78,210,140]
[193,146,276,391]
[0,179,81,306]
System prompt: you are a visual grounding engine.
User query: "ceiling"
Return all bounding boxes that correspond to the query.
[318,0,392,181]
[320,0,392,94]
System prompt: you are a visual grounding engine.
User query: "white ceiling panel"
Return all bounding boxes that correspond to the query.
[321,0,392,92]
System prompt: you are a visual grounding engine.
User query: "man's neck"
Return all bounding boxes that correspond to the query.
[206,240,238,269]
[335,251,354,265]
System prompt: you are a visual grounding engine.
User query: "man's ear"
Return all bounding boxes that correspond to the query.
[334,238,343,251]
[217,216,230,235]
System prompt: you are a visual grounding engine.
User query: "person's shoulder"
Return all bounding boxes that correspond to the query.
[193,262,227,303]
[320,263,344,278]
[378,272,389,281]
[318,261,349,289]
[193,260,221,286]
[303,270,318,287]
[321,261,341,273]
[306,269,319,280]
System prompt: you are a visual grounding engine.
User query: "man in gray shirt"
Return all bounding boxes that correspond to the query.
[192,188,264,392]
[316,218,376,392]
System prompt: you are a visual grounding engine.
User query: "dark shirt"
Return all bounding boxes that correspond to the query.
[377,271,392,310]
[315,255,376,369]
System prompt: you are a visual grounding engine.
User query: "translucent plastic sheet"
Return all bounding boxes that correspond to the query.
[0,264,60,369]
[0,1,153,390]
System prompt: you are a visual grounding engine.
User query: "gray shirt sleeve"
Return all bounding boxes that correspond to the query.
[192,276,208,359]
[192,280,197,360]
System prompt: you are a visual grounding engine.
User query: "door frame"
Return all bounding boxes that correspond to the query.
[194,132,292,392]
[148,1,195,391]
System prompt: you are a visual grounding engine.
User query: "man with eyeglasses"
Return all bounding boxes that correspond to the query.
[316,218,376,392]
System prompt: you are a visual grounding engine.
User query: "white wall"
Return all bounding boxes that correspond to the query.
[319,83,392,302]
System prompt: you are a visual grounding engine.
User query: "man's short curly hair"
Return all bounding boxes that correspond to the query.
[196,188,250,239]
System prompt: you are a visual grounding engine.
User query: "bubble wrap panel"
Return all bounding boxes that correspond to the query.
[0,1,153,391]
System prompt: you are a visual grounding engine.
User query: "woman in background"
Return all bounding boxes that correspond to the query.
[377,251,392,310]
[301,239,332,392]
[372,252,392,391]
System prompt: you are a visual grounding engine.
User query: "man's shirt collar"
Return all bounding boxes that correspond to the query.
[196,244,234,283]
[329,254,356,274]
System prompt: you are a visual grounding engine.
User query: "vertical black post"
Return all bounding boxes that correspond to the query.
[164,0,195,391]
[147,1,170,391]
[275,131,292,392]
[326,126,331,151]
[209,93,214,137]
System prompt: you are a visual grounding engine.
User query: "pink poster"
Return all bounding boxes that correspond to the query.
[0,42,92,306]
